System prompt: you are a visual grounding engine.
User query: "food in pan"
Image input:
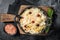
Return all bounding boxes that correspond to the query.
[20,7,53,34]
[4,24,17,35]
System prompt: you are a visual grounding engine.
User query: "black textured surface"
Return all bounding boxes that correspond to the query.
[0,0,60,40]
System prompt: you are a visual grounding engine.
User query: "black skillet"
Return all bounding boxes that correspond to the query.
[15,6,54,36]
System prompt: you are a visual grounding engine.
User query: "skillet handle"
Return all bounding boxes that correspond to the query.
[0,14,19,22]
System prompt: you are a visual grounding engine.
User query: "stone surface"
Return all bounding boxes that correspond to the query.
[0,0,15,13]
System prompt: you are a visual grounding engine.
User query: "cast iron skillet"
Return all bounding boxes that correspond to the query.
[15,6,54,36]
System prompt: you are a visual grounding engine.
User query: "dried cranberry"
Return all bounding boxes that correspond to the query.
[37,14,41,17]
[29,12,32,14]
[32,21,35,23]
[36,24,39,26]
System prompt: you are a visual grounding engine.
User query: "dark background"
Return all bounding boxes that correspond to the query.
[0,0,60,40]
